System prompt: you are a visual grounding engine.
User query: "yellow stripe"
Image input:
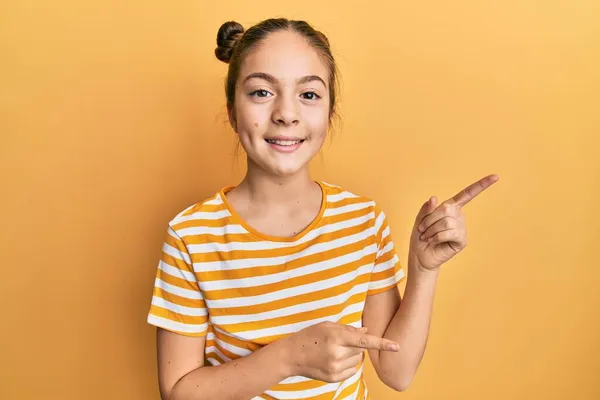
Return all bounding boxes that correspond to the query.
[152,286,206,308]
[208,272,371,316]
[190,219,373,263]
[220,293,366,333]
[203,253,373,300]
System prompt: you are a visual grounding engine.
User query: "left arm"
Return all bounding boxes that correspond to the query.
[363,174,499,391]
[363,260,439,392]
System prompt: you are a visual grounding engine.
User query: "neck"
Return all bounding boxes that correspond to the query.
[238,157,316,208]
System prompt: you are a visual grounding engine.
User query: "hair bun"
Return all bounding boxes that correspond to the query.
[215,21,245,63]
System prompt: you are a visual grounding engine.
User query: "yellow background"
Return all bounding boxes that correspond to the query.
[2,0,599,399]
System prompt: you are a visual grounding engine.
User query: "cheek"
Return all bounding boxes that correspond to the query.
[236,103,269,134]
[306,110,329,140]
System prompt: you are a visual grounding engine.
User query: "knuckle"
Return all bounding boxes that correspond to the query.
[325,360,339,374]
[331,347,345,360]
[358,335,369,348]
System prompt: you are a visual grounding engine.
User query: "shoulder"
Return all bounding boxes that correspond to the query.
[319,181,386,218]
[166,188,230,235]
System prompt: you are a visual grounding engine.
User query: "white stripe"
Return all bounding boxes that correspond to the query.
[205,261,375,309]
[374,212,385,235]
[147,314,207,334]
[376,239,393,260]
[327,191,360,203]
[199,235,376,288]
[279,375,312,384]
[324,201,374,217]
[162,242,192,265]
[334,363,364,399]
[266,381,340,399]
[235,302,364,340]
[211,279,371,325]
[176,224,249,237]
[170,203,198,224]
[320,181,341,188]
[267,363,364,399]
[158,260,197,282]
[195,232,376,273]
[206,331,252,357]
[173,209,231,223]
[154,278,203,300]
[368,267,405,291]
[151,296,207,316]
[380,225,391,242]
[206,357,220,366]
[373,252,398,273]
[204,194,224,205]
[186,212,375,253]
[205,345,232,362]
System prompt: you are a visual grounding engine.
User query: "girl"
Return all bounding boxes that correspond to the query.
[147,18,498,400]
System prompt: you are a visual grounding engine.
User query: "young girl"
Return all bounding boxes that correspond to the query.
[147,18,498,400]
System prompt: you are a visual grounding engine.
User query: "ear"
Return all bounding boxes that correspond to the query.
[227,105,238,132]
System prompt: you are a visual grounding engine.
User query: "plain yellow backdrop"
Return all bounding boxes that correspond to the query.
[1,0,599,399]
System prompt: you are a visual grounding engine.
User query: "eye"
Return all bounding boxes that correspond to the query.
[301,91,321,100]
[249,89,272,98]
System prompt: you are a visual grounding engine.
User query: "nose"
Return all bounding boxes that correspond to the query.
[272,94,299,126]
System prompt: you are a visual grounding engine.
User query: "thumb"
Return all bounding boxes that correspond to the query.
[415,196,437,226]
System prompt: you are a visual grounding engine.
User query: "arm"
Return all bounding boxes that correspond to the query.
[157,328,292,400]
[363,174,498,391]
[362,260,439,392]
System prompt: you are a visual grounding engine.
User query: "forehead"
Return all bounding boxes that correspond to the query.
[239,30,329,85]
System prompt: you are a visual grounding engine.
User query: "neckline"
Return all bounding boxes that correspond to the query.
[219,180,327,243]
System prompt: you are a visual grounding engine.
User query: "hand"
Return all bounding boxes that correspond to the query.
[282,321,399,383]
[409,174,499,271]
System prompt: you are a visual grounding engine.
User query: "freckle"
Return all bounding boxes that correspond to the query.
[254,122,258,127]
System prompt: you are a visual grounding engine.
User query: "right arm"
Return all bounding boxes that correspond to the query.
[157,328,291,400]
[157,323,399,400]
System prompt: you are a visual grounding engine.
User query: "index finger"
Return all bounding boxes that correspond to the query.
[342,330,399,352]
[448,174,499,209]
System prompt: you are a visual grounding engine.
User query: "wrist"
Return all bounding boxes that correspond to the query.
[275,335,299,378]
[408,256,441,278]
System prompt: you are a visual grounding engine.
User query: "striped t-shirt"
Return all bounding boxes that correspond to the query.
[147,181,406,400]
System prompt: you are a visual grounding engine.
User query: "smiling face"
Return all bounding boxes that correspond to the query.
[228,30,331,177]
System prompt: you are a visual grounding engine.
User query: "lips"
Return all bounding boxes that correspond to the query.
[264,137,305,153]
[265,138,304,146]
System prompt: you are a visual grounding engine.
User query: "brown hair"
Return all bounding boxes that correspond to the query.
[214,18,339,123]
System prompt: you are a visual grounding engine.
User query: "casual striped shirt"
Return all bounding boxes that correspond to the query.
[147,181,406,399]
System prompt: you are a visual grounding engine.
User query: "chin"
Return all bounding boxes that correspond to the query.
[268,163,305,177]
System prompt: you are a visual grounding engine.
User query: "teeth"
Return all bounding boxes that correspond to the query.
[266,139,302,146]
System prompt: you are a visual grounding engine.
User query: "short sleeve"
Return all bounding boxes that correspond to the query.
[147,225,209,336]
[367,206,406,296]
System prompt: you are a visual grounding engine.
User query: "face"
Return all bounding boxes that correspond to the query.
[229,30,331,177]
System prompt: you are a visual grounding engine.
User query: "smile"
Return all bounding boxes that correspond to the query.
[265,139,305,146]
[264,138,305,153]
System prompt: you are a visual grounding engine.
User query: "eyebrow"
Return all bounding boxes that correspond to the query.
[242,72,327,88]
